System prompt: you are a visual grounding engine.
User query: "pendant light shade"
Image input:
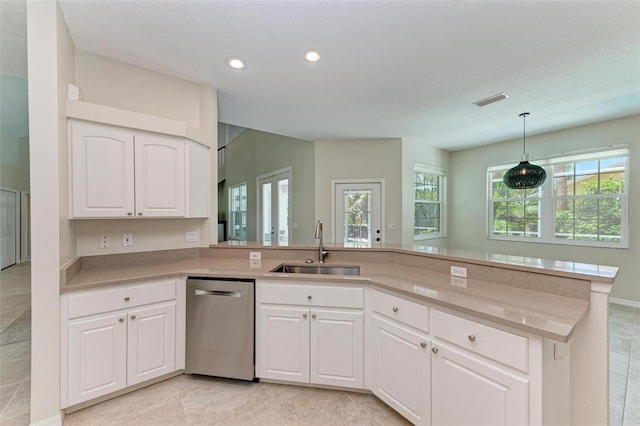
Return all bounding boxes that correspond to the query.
[503,113,547,189]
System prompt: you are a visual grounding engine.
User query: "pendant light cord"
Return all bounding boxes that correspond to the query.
[519,112,530,157]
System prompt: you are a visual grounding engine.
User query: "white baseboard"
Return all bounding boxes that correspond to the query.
[30,412,63,426]
[609,297,640,309]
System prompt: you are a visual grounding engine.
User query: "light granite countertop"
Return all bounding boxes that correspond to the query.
[62,249,597,342]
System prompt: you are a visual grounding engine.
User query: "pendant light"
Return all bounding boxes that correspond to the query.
[503,112,547,189]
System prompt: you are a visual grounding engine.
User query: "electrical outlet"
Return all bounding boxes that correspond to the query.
[99,236,111,249]
[249,251,261,260]
[185,231,199,243]
[450,266,468,278]
[122,234,133,247]
[450,276,468,288]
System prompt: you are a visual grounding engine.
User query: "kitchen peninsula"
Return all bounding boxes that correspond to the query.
[60,243,616,425]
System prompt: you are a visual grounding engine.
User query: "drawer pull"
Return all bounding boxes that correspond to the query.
[138,212,143,216]
[307,295,312,300]
[124,297,130,302]
[131,315,137,320]
[303,313,308,318]
[118,318,124,323]
[468,334,476,343]
[312,313,316,319]
[392,306,399,312]
[432,347,439,354]
[420,342,427,348]
[127,212,132,216]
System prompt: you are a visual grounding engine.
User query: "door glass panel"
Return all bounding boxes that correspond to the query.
[262,183,272,242]
[277,179,289,243]
[343,189,372,247]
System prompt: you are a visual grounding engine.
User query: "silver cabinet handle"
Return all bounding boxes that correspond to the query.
[303,313,307,318]
[127,212,132,216]
[392,306,399,312]
[432,347,439,354]
[468,335,476,343]
[420,342,427,348]
[119,318,124,323]
[307,295,312,300]
[195,289,241,297]
[312,313,316,319]
[124,297,130,302]
[131,315,137,320]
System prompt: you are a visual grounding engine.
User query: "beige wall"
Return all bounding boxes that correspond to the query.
[221,128,315,243]
[401,137,450,246]
[73,51,218,255]
[0,133,29,191]
[0,74,30,191]
[449,115,640,303]
[315,139,403,244]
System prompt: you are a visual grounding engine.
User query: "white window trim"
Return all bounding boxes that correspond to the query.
[414,163,447,241]
[487,147,630,249]
[228,182,247,241]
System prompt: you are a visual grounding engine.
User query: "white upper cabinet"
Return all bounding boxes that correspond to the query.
[71,122,135,217]
[70,120,210,218]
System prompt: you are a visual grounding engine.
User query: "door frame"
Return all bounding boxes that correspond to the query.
[256,167,292,244]
[0,187,21,268]
[20,191,30,262]
[331,179,385,245]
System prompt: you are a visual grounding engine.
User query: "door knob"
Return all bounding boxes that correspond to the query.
[131,315,137,320]
[432,347,439,354]
[468,335,476,342]
[420,342,427,348]
[119,318,124,323]
[303,313,308,318]
[124,297,130,302]
[392,306,399,312]
[312,313,316,319]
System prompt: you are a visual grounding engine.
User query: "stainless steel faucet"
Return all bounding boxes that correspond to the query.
[315,220,329,263]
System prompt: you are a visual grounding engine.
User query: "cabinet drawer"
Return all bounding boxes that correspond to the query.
[66,279,177,319]
[372,290,429,332]
[433,310,528,372]
[260,283,363,309]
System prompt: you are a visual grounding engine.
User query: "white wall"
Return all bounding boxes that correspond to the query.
[401,136,450,245]
[315,138,403,244]
[72,51,218,255]
[27,1,76,421]
[449,115,640,303]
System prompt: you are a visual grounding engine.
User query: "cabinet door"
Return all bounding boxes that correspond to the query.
[186,141,210,218]
[432,344,529,426]
[310,309,363,389]
[67,312,127,405]
[372,315,431,425]
[71,122,135,217]
[259,306,309,383]
[134,133,185,217]
[127,302,176,386]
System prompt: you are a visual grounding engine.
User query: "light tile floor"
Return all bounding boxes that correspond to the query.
[1,262,639,425]
[0,262,31,426]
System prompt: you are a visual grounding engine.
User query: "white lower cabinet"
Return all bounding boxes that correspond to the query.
[62,278,185,407]
[257,281,364,389]
[372,315,431,425]
[431,343,529,426]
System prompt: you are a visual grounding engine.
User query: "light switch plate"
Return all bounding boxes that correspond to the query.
[250,251,261,260]
[185,231,199,243]
[450,266,468,278]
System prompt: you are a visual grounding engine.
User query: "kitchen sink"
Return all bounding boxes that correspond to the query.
[270,263,360,276]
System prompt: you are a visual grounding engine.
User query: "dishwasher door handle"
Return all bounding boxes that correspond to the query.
[194,289,242,297]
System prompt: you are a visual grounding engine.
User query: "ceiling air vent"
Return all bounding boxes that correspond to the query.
[473,92,509,107]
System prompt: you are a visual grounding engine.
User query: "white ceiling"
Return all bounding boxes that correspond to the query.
[26,1,640,150]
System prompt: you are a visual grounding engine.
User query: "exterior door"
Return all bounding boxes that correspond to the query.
[0,189,18,269]
[258,169,291,244]
[333,181,383,247]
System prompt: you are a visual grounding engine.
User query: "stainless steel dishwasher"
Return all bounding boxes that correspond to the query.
[185,277,255,381]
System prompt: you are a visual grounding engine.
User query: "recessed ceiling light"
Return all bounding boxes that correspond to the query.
[305,51,321,62]
[226,57,246,70]
[473,92,509,107]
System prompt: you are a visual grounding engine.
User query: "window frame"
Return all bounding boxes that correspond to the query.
[228,182,248,241]
[487,147,629,248]
[414,164,447,241]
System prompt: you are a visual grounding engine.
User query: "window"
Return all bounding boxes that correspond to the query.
[488,148,629,248]
[414,165,446,239]
[229,183,247,241]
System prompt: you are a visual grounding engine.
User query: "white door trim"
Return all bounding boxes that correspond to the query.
[0,187,20,268]
[331,179,385,245]
[21,190,30,262]
[256,167,293,244]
